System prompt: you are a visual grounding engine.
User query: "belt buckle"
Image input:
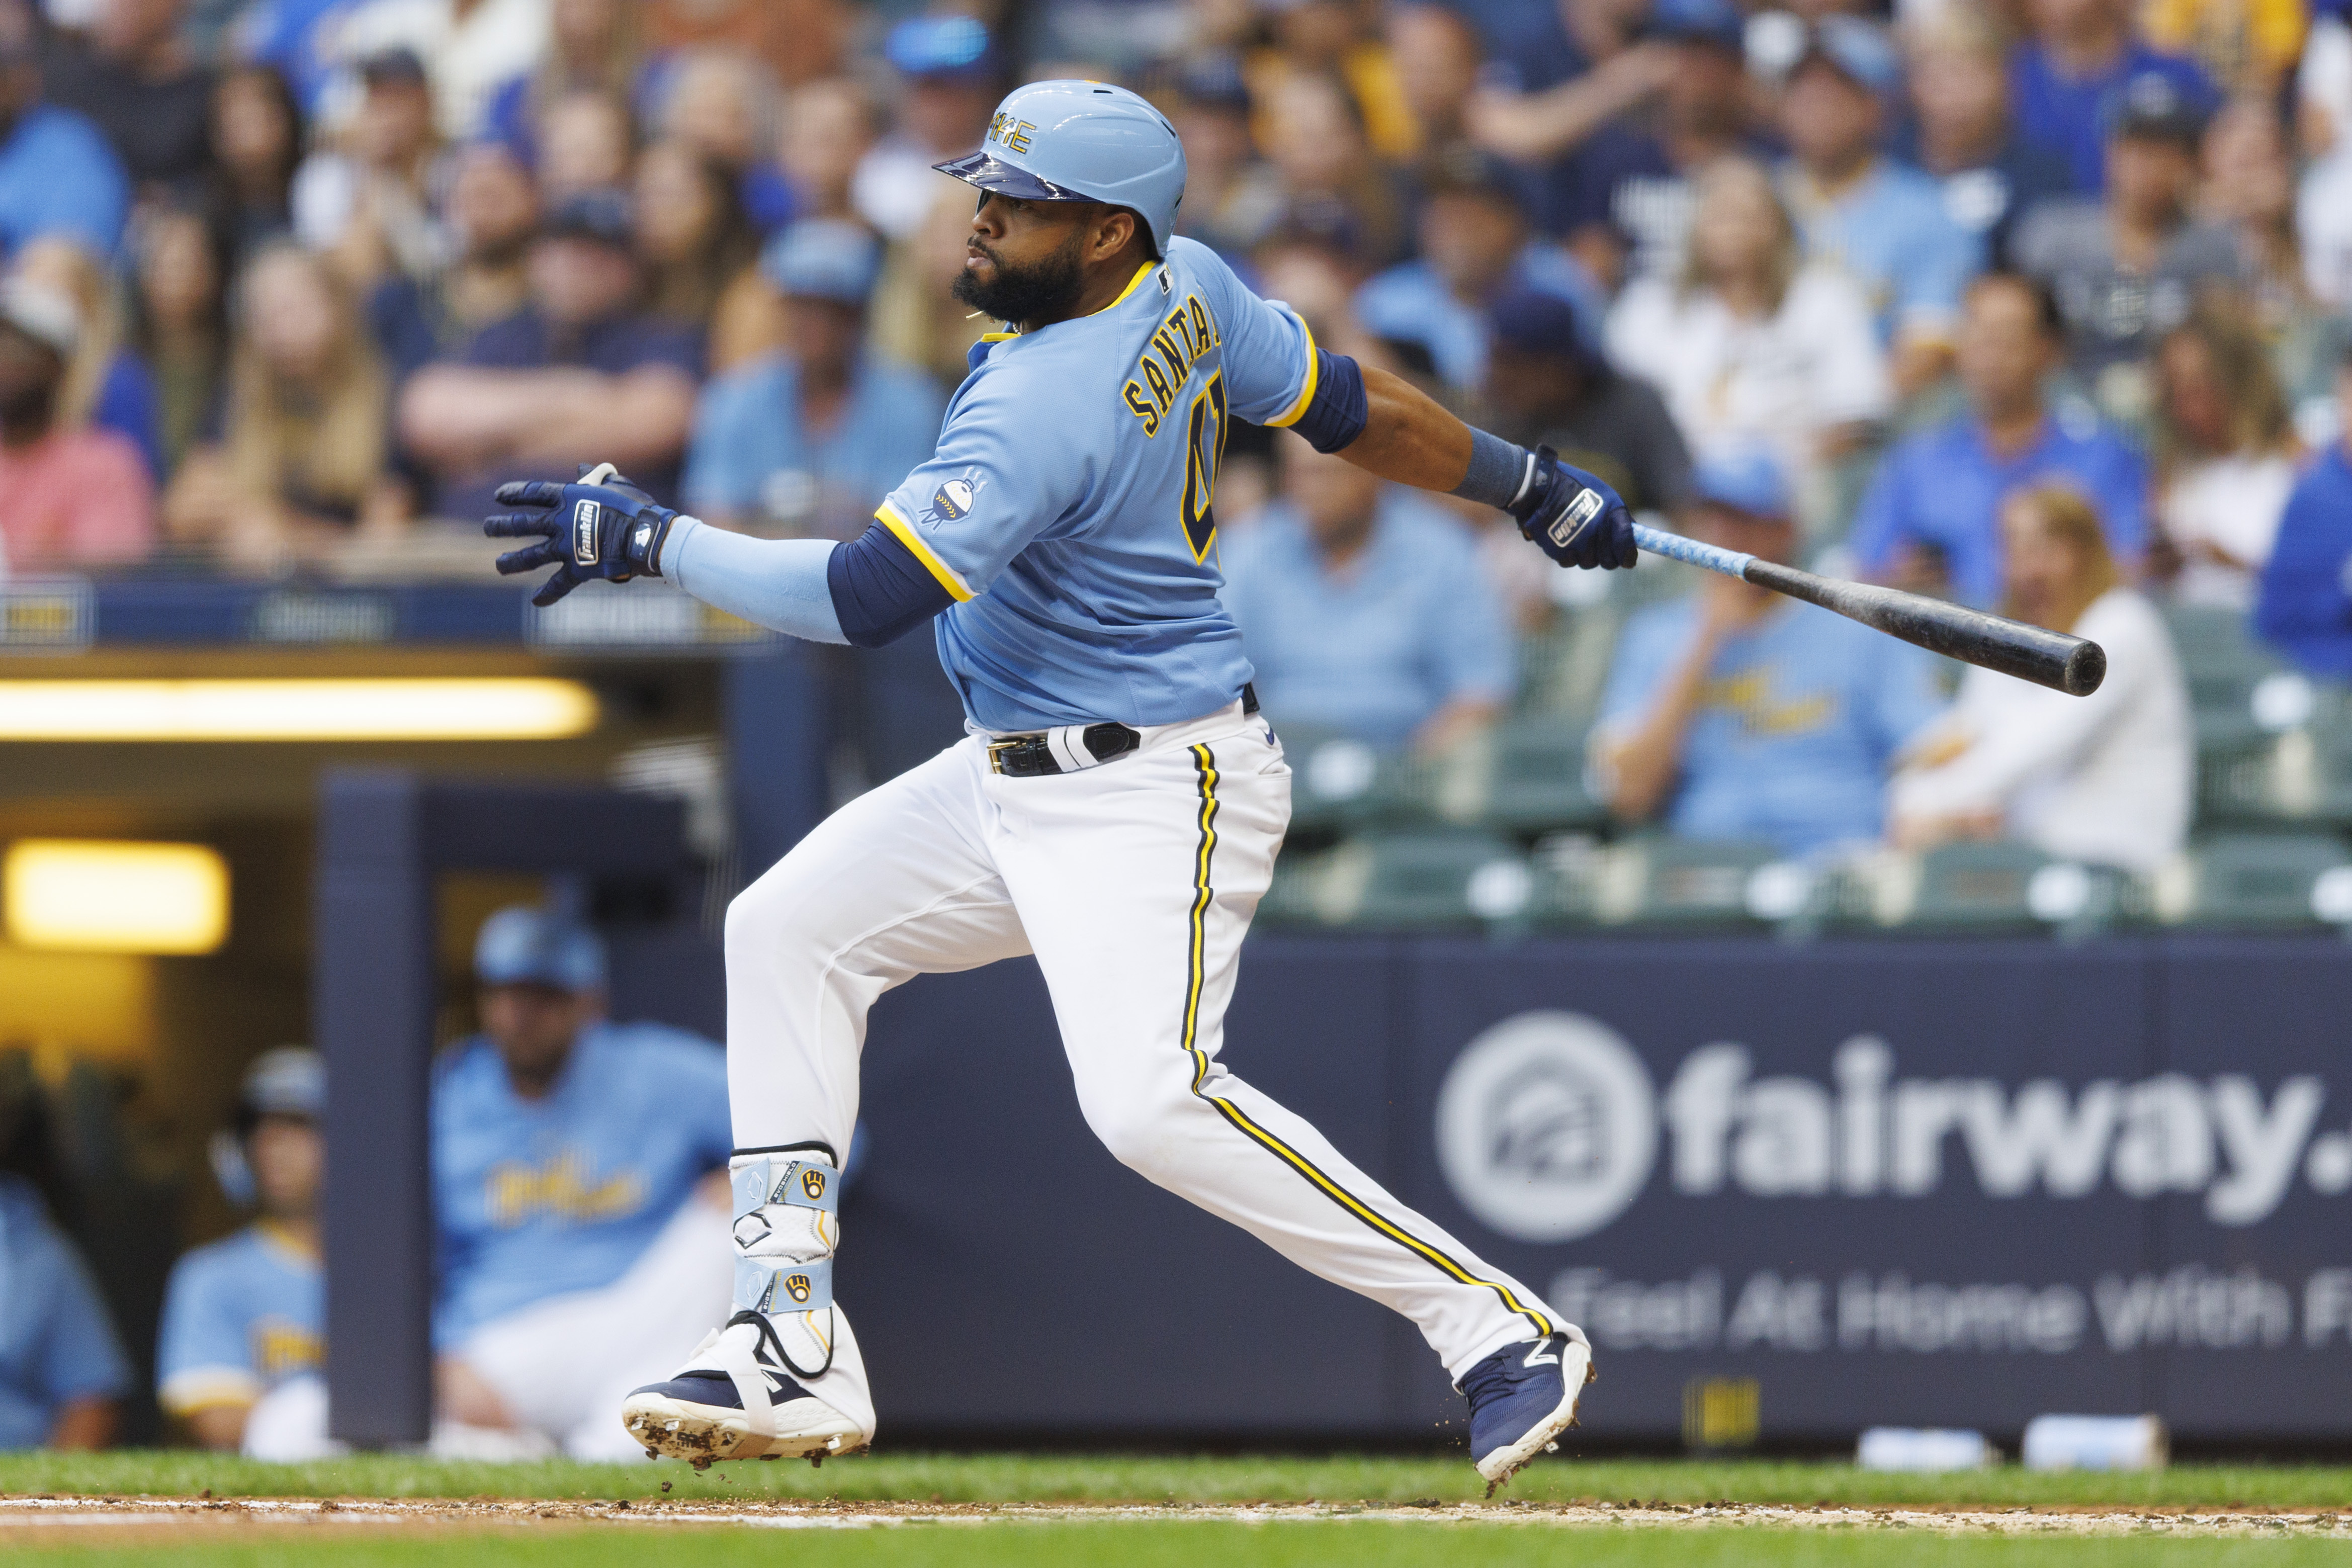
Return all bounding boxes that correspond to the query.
[986,735,1031,776]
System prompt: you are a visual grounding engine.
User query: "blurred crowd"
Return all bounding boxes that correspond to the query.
[0,0,2339,861]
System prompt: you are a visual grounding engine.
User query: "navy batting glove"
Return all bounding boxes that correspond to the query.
[484,463,683,606]
[1508,446,1638,570]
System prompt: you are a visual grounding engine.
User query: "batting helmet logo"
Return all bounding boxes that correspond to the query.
[785,1273,813,1304]
[571,500,601,565]
[801,1169,826,1201]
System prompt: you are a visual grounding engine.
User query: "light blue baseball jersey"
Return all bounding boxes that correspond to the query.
[433,1021,731,1346]
[155,1222,322,1417]
[874,236,1321,732]
[0,1174,129,1449]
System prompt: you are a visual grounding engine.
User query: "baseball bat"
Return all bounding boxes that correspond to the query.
[1629,524,2107,697]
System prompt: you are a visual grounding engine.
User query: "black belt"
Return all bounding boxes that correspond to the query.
[989,684,1258,777]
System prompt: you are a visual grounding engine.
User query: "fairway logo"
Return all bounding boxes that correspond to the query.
[933,480,974,520]
[1436,1012,1658,1243]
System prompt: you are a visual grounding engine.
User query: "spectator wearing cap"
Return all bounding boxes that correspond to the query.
[1170,58,1284,263]
[1850,272,2147,605]
[290,48,446,287]
[0,0,128,257]
[1780,16,1985,399]
[428,907,734,1459]
[2009,0,2218,195]
[2012,73,2245,416]
[156,1049,326,1454]
[1891,481,2190,872]
[2255,348,2352,677]
[1591,450,1946,856]
[397,188,701,522]
[1483,287,1692,516]
[1900,9,2075,272]
[1354,149,1605,395]
[42,0,214,196]
[1607,156,1888,518]
[0,277,153,570]
[1542,0,1768,291]
[320,0,549,142]
[1222,435,1515,756]
[853,16,1000,241]
[683,220,943,540]
[367,140,538,387]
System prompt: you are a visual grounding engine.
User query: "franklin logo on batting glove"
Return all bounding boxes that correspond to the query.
[572,501,602,566]
[1510,445,1637,572]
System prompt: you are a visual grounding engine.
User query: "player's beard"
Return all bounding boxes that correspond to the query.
[952,229,1086,327]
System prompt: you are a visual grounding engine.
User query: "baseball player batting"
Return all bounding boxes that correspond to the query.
[484,80,1634,1489]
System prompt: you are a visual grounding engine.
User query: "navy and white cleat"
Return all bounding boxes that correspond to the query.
[1461,1328,1596,1493]
[621,1311,866,1467]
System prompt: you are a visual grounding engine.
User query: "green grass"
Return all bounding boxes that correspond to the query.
[6,1525,2352,1568]
[0,1453,2348,1510]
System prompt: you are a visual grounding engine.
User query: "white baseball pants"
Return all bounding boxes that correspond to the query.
[725,698,1559,1403]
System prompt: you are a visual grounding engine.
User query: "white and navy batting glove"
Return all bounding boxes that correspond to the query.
[1508,446,1638,571]
[485,462,683,606]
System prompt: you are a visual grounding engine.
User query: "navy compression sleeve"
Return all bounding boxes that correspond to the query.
[1290,349,1368,454]
[827,520,956,648]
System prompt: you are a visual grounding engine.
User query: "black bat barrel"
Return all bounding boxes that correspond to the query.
[1744,560,2107,697]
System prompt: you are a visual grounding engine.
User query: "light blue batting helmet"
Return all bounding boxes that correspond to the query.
[933,80,1187,257]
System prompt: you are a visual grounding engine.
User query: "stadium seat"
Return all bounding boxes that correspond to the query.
[2148,833,2352,929]
[2168,605,2292,720]
[1264,830,1530,931]
[1272,723,1433,834]
[1591,836,1784,930]
[2195,677,2352,828]
[1842,842,2131,935]
[1474,717,1610,836]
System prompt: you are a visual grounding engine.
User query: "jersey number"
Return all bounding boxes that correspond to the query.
[1180,371,1229,562]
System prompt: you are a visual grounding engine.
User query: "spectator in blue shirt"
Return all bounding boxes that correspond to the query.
[1593,450,1946,855]
[1354,149,1606,395]
[2255,352,2352,677]
[2009,0,2218,194]
[430,909,735,1459]
[0,0,128,258]
[683,219,943,539]
[1224,436,1515,754]
[397,188,701,521]
[0,1097,129,1450]
[1849,272,2147,605]
[1780,16,1984,399]
[156,1049,324,1452]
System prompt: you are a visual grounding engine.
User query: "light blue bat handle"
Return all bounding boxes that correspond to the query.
[1631,522,1753,580]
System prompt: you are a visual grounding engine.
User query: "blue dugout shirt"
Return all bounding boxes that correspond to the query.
[1848,411,2148,606]
[2255,448,2352,677]
[875,237,1325,733]
[434,1020,730,1345]
[0,1176,128,1448]
[1598,597,1946,854]
[155,1223,321,1417]
[1784,159,1983,348]
[2009,42,2219,195]
[1353,244,1606,390]
[1220,494,1514,751]
[0,105,128,258]
[684,353,945,536]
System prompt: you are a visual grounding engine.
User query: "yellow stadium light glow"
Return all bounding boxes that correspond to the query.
[0,679,599,741]
[6,840,231,954]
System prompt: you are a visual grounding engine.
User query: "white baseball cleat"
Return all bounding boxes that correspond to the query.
[621,1311,869,1466]
[1460,1327,1597,1492]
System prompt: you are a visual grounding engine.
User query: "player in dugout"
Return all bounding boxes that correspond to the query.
[484,81,1636,1489]
[156,1049,326,1453]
